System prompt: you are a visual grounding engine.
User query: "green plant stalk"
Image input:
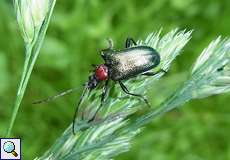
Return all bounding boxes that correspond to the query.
[131,83,190,129]
[18,45,32,94]
[6,0,56,137]
[60,85,190,158]
[6,45,32,137]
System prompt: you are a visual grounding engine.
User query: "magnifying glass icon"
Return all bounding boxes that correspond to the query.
[3,141,18,157]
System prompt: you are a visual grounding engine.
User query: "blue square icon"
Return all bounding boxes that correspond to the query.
[0,138,21,160]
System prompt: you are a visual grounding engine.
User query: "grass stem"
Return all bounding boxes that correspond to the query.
[6,0,56,137]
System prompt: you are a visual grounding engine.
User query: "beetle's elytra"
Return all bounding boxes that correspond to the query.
[72,38,165,134]
[102,46,160,81]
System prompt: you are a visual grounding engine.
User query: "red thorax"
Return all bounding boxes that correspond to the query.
[95,64,108,81]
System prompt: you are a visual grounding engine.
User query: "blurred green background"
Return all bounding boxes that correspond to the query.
[0,0,230,159]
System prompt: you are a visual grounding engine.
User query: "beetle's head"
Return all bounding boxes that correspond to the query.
[87,64,108,90]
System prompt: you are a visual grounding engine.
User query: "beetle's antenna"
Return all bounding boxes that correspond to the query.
[72,84,89,134]
[32,87,82,104]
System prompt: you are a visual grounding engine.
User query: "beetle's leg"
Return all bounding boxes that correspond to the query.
[107,38,114,49]
[100,38,114,58]
[119,81,151,107]
[88,79,110,122]
[125,38,137,48]
[72,84,88,134]
[141,69,167,76]
[217,64,227,72]
[101,38,114,51]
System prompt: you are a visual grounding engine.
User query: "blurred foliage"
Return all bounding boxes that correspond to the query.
[0,0,229,160]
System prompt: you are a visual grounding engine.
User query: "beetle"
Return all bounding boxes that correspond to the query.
[72,38,165,133]
[33,37,166,134]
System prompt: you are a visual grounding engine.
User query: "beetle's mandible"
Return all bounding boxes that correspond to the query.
[72,38,166,134]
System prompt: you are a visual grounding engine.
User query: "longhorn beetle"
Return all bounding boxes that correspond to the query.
[33,38,166,134]
[72,38,166,134]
